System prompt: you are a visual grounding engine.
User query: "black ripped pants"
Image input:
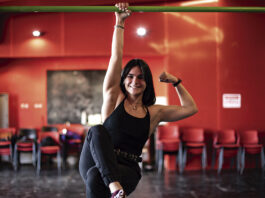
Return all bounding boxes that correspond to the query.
[79,125,141,198]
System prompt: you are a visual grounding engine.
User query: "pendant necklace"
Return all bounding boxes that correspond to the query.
[127,99,141,111]
[132,105,137,110]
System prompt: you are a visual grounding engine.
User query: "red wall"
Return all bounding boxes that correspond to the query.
[0,57,165,129]
[0,1,264,130]
[217,0,265,131]
[166,10,218,129]
[0,11,166,129]
[166,0,265,132]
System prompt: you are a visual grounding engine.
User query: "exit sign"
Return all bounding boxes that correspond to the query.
[222,94,241,108]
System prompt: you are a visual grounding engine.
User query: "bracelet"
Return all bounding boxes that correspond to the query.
[114,25,124,29]
[173,79,182,87]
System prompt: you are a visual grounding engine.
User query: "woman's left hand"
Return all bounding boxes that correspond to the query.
[115,3,131,22]
[159,72,179,84]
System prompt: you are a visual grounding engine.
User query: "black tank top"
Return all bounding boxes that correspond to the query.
[103,99,150,156]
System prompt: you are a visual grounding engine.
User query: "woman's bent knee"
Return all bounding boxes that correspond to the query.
[89,125,109,137]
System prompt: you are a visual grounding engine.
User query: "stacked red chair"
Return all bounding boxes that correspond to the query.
[240,130,265,174]
[212,129,241,174]
[156,125,182,173]
[58,124,85,167]
[182,128,207,171]
[13,128,37,170]
[0,128,16,167]
[37,131,62,175]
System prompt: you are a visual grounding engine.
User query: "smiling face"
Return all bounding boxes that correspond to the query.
[124,66,146,97]
[120,59,156,106]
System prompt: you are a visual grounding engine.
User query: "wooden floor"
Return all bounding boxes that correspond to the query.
[0,162,264,198]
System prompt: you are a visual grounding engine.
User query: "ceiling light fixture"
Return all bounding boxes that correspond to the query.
[136,27,147,37]
[32,30,41,37]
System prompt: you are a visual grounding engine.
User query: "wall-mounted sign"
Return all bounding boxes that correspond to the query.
[222,94,241,108]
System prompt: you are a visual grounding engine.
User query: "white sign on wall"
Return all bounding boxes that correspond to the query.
[222,94,241,108]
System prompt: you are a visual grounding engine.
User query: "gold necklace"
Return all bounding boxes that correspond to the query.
[127,99,141,111]
[132,105,137,110]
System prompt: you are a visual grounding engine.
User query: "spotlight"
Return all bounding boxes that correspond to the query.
[136,27,147,37]
[32,30,41,37]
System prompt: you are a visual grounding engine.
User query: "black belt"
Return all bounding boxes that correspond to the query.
[114,149,142,163]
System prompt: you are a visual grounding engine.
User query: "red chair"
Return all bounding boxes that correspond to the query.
[182,128,207,171]
[13,128,37,170]
[0,128,16,167]
[58,124,85,167]
[37,131,62,175]
[156,125,182,173]
[240,130,264,174]
[212,129,240,174]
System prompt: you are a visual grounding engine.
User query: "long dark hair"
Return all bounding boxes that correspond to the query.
[120,59,156,106]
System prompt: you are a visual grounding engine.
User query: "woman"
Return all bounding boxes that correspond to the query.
[79,3,198,198]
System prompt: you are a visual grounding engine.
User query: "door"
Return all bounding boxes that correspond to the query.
[0,93,9,128]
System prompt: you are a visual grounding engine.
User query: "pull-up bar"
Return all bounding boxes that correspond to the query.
[0,6,264,13]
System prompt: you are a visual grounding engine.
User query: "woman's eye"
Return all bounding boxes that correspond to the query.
[138,75,144,80]
[127,75,133,78]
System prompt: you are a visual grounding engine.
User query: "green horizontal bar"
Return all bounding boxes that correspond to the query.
[0,6,264,13]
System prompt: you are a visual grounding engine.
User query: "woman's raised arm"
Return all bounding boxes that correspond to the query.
[102,3,131,121]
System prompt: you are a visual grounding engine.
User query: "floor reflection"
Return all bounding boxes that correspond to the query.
[0,162,264,198]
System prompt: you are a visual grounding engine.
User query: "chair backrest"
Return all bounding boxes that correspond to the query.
[0,128,16,140]
[240,130,259,145]
[217,129,237,144]
[182,128,204,142]
[66,125,85,137]
[156,125,180,140]
[41,126,58,132]
[39,131,60,145]
[19,128,37,140]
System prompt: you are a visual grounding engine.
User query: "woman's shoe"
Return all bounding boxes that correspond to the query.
[111,189,126,198]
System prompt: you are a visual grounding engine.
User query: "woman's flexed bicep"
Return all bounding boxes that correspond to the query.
[151,72,198,124]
